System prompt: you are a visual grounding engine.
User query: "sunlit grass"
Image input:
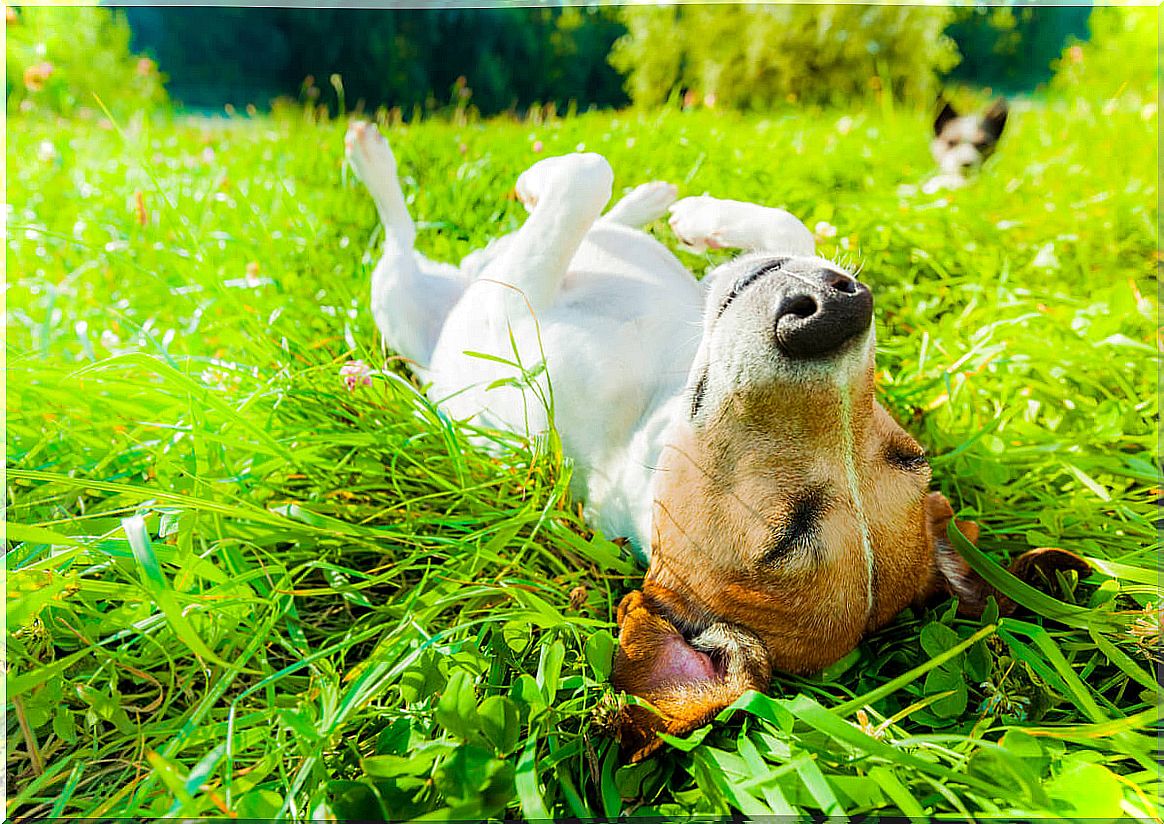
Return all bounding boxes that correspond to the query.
[6,96,1160,819]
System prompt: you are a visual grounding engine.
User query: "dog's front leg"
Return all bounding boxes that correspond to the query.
[478,153,613,312]
[668,195,816,256]
[600,180,678,228]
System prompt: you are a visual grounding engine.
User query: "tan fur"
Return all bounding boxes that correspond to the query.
[642,359,936,673]
[609,328,1088,758]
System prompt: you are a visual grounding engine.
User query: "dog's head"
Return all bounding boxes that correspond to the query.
[610,251,1085,760]
[931,98,1008,176]
[641,254,938,672]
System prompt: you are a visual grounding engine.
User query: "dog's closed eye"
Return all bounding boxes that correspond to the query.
[690,371,708,418]
[885,440,928,472]
[760,487,829,566]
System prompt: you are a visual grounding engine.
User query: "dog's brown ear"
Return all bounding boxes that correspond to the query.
[923,492,1090,617]
[934,98,959,135]
[1006,546,1092,591]
[923,491,990,613]
[982,99,1009,140]
[609,587,767,761]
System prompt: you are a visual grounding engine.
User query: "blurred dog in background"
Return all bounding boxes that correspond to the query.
[922,97,1009,193]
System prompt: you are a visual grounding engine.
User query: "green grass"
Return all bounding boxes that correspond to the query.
[7,94,1160,820]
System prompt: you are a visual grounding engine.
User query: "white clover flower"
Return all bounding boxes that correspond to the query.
[814,221,838,239]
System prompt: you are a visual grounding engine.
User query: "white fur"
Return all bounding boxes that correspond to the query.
[344,122,819,561]
[921,173,968,195]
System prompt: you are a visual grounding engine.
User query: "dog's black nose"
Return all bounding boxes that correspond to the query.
[774,269,873,358]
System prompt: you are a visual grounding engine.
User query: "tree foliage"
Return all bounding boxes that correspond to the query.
[944,5,1091,93]
[6,6,167,117]
[123,7,628,116]
[1050,6,1158,101]
[14,5,1131,121]
[610,5,961,110]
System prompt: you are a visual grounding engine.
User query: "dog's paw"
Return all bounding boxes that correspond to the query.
[344,120,397,184]
[667,195,730,252]
[669,196,815,256]
[921,173,966,195]
[513,169,540,213]
[606,181,679,226]
[514,153,613,214]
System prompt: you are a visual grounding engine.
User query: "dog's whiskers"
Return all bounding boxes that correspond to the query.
[657,441,782,534]
[652,498,721,620]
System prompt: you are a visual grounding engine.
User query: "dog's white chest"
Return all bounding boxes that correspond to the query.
[346,130,820,564]
[427,225,703,556]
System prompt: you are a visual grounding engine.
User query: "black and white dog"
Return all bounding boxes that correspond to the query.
[923,97,1009,193]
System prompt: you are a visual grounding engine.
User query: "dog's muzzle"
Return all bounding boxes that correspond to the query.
[772,268,873,358]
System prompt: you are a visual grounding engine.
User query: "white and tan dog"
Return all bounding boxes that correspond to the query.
[344,121,1084,759]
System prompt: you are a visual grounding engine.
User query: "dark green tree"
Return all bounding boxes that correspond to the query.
[944,5,1092,93]
[124,7,628,116]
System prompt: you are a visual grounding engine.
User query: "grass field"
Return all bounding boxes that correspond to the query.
[7,94,1161,819]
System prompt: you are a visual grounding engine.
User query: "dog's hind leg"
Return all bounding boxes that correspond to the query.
[478,153,613,312]
[346,121,416,248]
[346,121,466,367]
[667,195,816,257]
[601,181,678,228]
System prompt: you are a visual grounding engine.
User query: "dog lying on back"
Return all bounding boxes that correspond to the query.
[923,97,1009,194]
[344,120,1083,760]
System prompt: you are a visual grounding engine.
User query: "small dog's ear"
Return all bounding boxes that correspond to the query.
[982,99,1009,140]
[923,492,1090,617]
[934,98,959,136]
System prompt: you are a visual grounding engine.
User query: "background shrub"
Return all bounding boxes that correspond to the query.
[609,5,960,109]
[1049,6,1158,101]
[6,6,167,118]
[42,5,1123,118]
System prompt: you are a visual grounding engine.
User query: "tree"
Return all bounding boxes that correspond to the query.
[123,7,628,116]
[610,5,960,110]
[944,5,1091,93]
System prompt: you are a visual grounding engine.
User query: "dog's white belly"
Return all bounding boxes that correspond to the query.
[428,224,702,554]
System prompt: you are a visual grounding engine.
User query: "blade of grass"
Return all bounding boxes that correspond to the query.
[831,624,997,717]
[947,521,1126,631]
